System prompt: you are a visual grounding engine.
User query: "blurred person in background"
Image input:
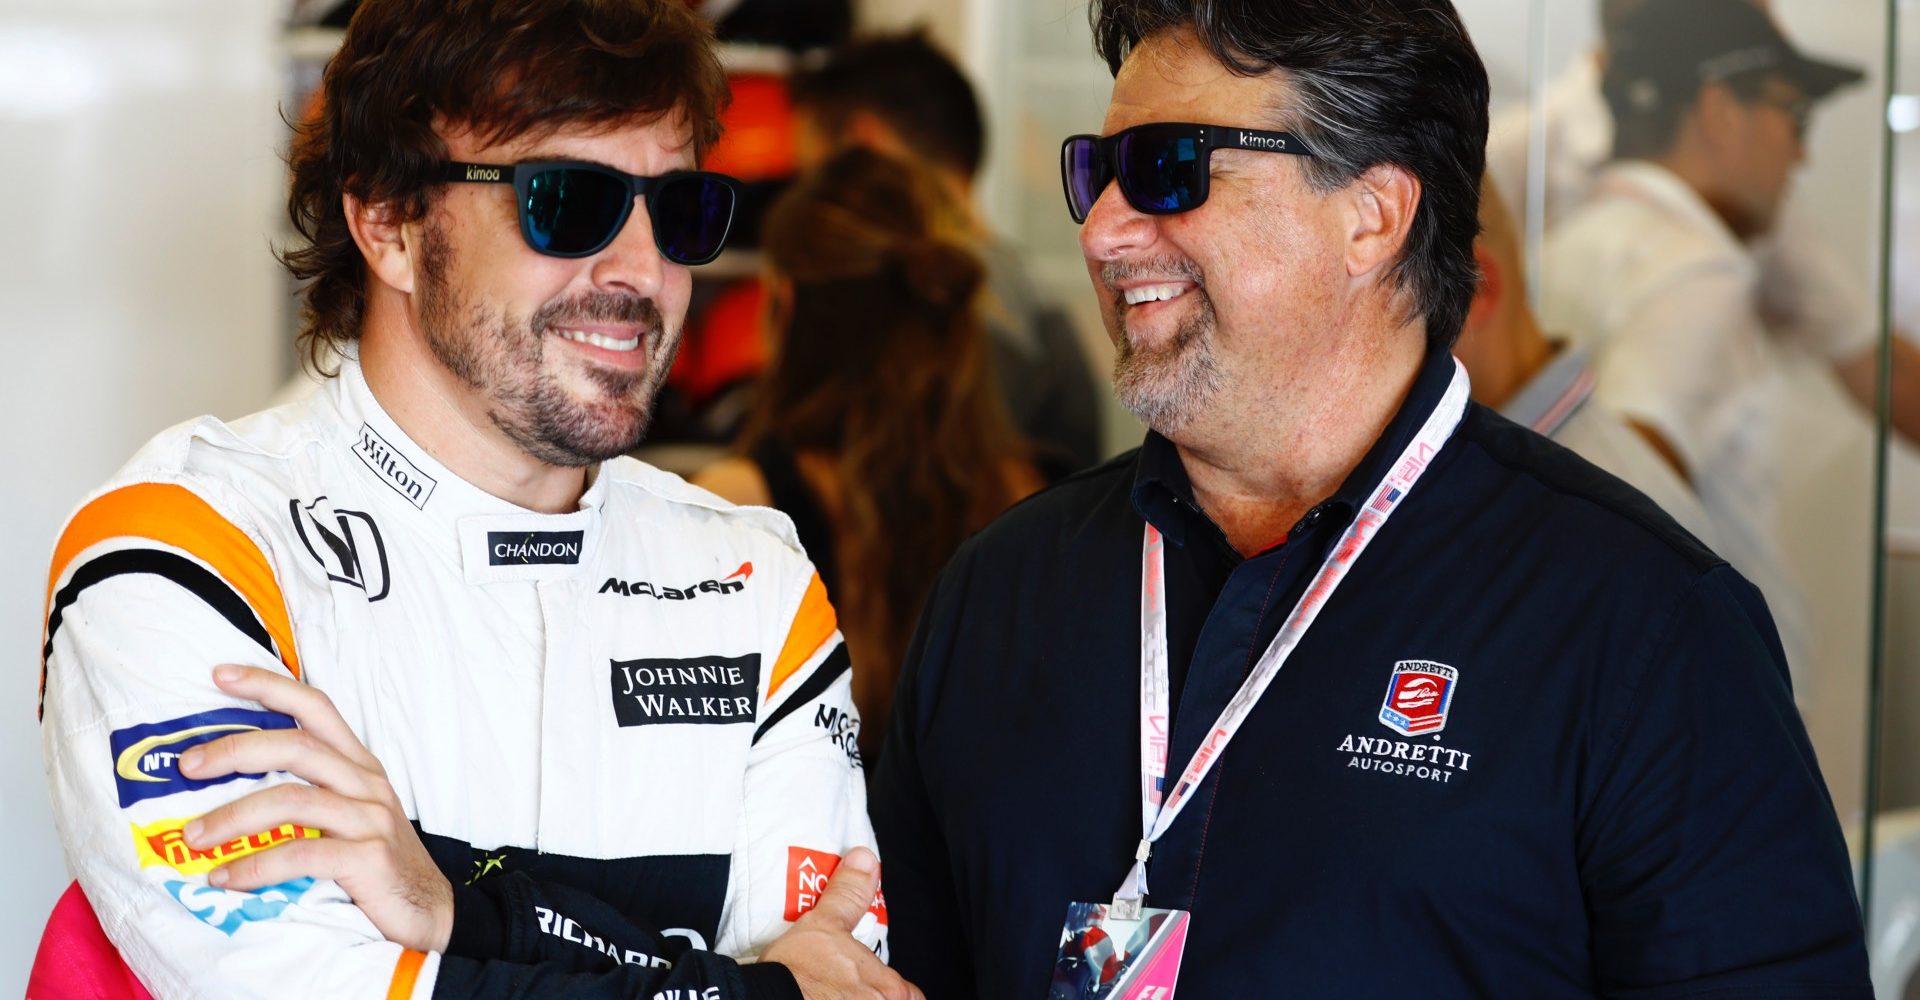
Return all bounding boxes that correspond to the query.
[1487,0,1920,440]
[788,31,1105,480]
[1460,174,1812,676]
[695,148,1042,758]
[33,0,917,997]
[1540,0,1862,687]
[1459,177,1721,545]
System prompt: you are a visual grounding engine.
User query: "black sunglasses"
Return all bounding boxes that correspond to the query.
[440,160,742,265]
[1060,122,1315,224]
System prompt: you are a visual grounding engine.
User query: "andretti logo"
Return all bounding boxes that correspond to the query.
[1378,660,1458,737]
[132,817,319,876]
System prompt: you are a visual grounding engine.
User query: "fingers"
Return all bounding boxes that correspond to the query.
[210,833,367,891]
[211,665,381,770]
[185,781,390,852]
[805,847,881,933]
[178,727,370,795]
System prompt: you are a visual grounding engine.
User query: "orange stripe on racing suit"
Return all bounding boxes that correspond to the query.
[767,571,837,699]
[42,482,303,703]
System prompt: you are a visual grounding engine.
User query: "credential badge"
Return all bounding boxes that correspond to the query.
[1378,659,1457,737]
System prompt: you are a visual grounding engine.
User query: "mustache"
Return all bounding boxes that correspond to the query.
[531,291,664,335]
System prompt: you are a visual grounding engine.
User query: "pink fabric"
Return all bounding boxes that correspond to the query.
[28,882,153,1000]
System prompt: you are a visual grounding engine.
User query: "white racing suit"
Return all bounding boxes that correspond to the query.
[39,357,883,998]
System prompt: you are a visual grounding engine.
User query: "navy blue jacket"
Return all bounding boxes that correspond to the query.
[870,348,1869,999]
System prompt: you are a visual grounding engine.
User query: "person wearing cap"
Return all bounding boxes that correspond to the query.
[868,0,1870,996]
[1538,0,1870,697]
[1489,0,1920,443]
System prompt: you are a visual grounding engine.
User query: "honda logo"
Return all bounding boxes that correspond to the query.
[289,497,390,601]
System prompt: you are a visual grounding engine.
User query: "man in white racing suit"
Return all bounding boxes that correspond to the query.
[37,1,915,998]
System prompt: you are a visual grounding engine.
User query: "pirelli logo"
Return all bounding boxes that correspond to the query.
[132,818,319,876]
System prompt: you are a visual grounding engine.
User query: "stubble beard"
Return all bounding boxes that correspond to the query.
[417,224,679,467]
[1107,261,1223,435]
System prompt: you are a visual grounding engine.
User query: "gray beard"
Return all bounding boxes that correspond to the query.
[1110,289,1224,435]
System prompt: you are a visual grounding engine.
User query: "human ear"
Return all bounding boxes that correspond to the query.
[344,192,417,296]
[1345,163,1421,281]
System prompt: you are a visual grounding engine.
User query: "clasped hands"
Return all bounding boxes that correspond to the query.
[178,664,920,999]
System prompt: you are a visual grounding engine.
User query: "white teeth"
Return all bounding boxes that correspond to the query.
[557,328,641,351]
[1123,283,1190,306]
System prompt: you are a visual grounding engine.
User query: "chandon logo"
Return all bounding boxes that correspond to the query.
[488,530,586,566]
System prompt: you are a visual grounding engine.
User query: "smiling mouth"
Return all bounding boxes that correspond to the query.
[554,328,642,352]
[1122,283,1192,306]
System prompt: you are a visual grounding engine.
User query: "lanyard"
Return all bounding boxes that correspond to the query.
[1117,359,1471,914]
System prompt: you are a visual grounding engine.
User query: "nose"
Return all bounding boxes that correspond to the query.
[1079,180,1159,264]
[590,196,671,297]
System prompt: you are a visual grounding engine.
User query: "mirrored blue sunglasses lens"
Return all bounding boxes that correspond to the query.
[650,175,736,265]
[523,168,630,255]
[1063,138,1108,222]
[1117,131,1202,213]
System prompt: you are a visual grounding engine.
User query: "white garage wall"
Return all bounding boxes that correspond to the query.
[0,0,286,990]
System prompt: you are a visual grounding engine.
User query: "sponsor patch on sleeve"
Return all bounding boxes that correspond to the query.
[109,708,297,808]
[784,846,888,927]
[132,817,319,876]
[165,877,314,935]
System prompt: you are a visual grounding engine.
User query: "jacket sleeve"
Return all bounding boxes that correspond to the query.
[39,481,438,999]
[868,554,977,999]
[714,563,890,962]
[430,873,800,998]
[1578,565,1871,998]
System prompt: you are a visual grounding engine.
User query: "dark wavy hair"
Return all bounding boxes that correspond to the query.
[742,148,1031,732]
[1090,0,1489,350]
[280,0,729,373]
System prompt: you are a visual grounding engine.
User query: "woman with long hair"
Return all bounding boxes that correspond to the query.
[694,148,1042,756]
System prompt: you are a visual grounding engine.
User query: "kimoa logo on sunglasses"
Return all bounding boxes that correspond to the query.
[465,165,503,182]
[1239,131,1289,150]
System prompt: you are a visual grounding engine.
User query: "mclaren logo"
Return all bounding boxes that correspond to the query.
[290,497,391,600]
[599,562,752,601]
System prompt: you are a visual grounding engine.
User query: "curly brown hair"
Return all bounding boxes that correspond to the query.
[280,0,729,373]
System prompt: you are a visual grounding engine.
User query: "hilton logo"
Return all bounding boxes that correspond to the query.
[464,165,502,181]
[352,423,437,509]
[1239,131,1289,150]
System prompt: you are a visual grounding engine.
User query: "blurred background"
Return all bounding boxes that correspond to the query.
[2,0,1917,993]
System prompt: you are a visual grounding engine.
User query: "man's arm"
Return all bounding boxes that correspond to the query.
[1835,333,1920,445]
[1579,566,1869,996]
[721,568,891,959]
[39,481,437,998]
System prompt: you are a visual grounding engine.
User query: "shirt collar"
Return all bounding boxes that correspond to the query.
[1594,160,1745,258]
[1130,346,1461,549]
[1500,346,1595,436]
